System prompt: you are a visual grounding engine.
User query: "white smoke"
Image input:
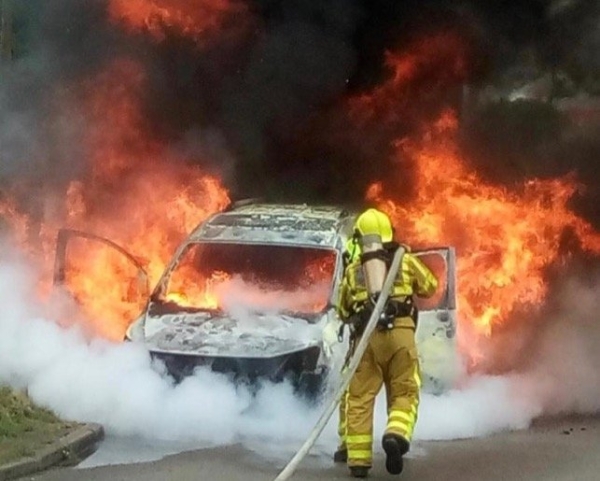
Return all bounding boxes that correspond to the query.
[218,275,332,316]
[515,273,600,417]
[0,244,340,455]
[412,269,600,443]
[413,374,541,441]
[1,239,600,466]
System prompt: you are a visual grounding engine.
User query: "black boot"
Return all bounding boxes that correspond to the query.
[382,433,409,475]
[349,466,370,478]
[334,447,348,463]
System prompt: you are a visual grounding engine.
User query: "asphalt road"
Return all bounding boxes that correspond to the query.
[25,415,600,481]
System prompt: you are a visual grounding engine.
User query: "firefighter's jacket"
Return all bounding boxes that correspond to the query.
[336,245,438,328]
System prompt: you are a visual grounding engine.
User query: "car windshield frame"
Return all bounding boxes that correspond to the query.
[149,240,341,318]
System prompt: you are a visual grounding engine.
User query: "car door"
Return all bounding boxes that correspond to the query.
[412,247,460,394]
[53,228,150,340]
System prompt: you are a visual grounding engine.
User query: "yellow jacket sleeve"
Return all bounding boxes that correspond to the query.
[405,254,438,298]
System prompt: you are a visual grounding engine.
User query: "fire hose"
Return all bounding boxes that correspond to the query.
[272,246,405,481]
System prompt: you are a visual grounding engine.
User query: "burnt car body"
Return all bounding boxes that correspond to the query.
[54,201,460,398]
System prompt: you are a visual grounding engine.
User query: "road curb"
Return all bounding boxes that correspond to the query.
[0,423,105,481]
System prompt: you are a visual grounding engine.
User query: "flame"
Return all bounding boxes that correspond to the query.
[166,268,230,309]
[0,58,230,341]
[349,32,470,125]
[107,0,248,41]
[366,110,600,366]
[0,55,337,342]
[57,59,232,340]
[344,32,600,369]
[3,20,599,376]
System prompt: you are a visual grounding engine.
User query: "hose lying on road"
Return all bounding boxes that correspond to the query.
[272,246,406,481]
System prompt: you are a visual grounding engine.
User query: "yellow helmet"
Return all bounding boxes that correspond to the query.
[354,208,394,243]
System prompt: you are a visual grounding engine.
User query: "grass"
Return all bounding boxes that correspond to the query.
[0,386,80,465]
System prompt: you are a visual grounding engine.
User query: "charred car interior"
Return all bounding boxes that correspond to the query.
[152,242,336,315]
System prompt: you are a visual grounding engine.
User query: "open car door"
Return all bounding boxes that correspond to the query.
[53,228,150,341]
[412,247,460,394]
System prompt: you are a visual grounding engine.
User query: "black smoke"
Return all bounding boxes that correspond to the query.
[458,1,600,228]
[1,0,600,213]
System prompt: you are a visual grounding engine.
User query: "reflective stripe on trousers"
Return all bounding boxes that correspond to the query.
[346,434,372,462]
[385,363,421,440]
[337,389,349,449]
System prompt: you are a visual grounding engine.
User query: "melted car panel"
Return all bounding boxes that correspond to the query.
[143,311,323,358]
[188,203,352,248]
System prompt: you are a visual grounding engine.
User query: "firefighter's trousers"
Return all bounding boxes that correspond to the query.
[345,320,421,468]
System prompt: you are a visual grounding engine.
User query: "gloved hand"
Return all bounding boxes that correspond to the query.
[322,317,342,358]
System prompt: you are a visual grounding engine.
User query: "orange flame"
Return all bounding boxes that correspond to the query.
[349,32,469,124]
[366,110,600,366]
[107,0,248,41]
[0,59,230,341]
[166,270,229,309]
[63,60,232,339]
[0,55,339,342]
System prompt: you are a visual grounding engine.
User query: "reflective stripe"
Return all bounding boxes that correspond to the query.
[388,408,417,439]
[389,411,413,424]
[414,364,422,389]
[387,421,410,436]
[407,254,438,297]
[347,432,372,462]
[348,449,372,460]
[346,435,372,444]
[339,390,349,443]
[390,408,416,421]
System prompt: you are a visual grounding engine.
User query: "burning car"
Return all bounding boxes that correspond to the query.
[54,200,460,397]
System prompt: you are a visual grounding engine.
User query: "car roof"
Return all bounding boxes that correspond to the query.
[188,202,356,249]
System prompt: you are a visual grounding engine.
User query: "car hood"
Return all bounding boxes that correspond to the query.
[142,310,324,359]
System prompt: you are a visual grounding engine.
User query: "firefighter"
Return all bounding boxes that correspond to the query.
[335,208,438,478]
